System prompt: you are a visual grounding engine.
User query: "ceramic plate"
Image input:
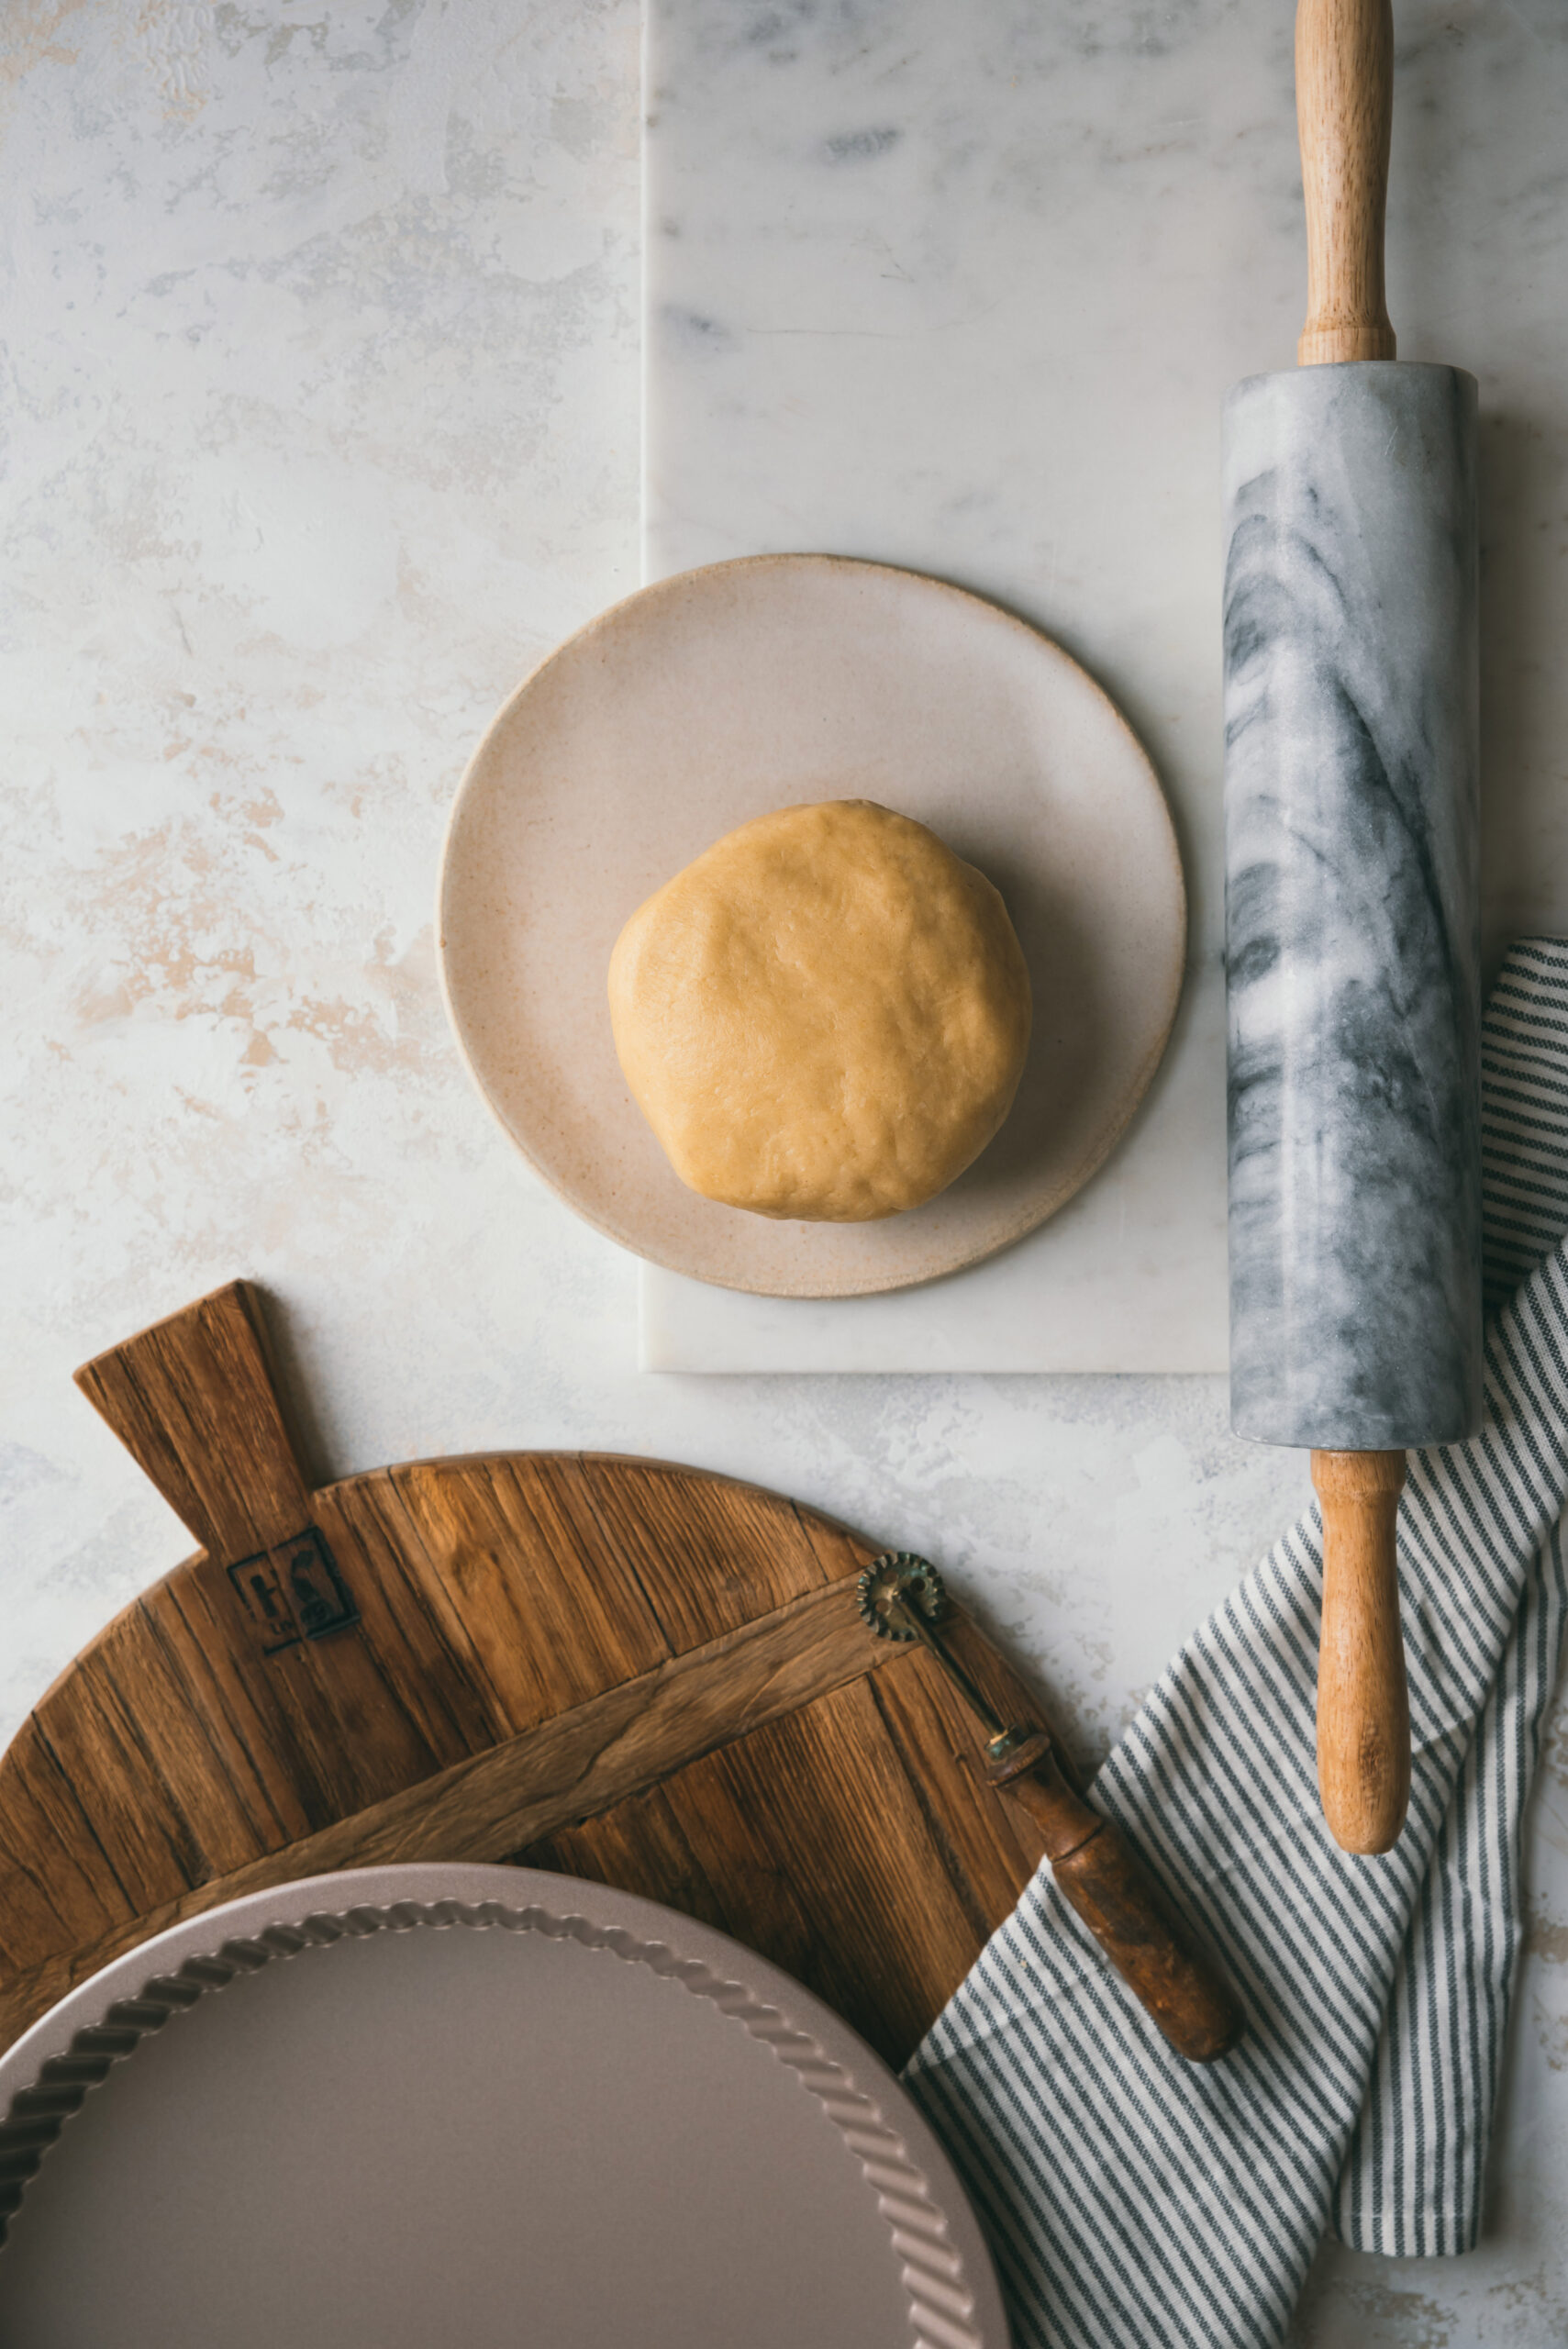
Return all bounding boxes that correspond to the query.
[0,1864,1006,2349]
[439,554,1184,1297]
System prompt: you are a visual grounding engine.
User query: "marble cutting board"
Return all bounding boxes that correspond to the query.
[638,0,1568,1374]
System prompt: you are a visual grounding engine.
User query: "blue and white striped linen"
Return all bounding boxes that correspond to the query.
[906,939,1568,2349]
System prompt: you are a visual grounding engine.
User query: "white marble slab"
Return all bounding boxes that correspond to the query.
[639,0,1568,1374]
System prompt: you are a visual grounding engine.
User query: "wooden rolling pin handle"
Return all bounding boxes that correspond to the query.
[1312,1448,1411,1854]
[986,1737,1244,2064]
[1296,0,1396,364]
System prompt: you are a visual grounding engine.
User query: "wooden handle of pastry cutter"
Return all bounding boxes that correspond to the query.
[1313,1449,1410,1854]
[986,1733,1243,2063]
[1296,0,1396,364]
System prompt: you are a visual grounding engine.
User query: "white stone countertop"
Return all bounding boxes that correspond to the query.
[1,6,1564,2342]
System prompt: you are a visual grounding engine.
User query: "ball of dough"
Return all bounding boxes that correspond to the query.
[607,799,1031,1221]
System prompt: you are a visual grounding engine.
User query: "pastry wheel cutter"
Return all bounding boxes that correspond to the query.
[859,1554,1243,2063]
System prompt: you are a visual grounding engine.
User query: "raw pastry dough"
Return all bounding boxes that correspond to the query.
[607,799,1031,1220]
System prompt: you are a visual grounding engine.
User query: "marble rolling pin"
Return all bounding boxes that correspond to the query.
[1222,0,1482,1854]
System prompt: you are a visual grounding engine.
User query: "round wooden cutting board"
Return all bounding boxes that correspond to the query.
[0,1282,1051,2099]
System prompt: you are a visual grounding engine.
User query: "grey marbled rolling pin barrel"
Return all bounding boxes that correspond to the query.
[1222,0,1482,1854]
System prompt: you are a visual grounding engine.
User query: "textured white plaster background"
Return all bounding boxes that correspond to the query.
[0,6,1564,2343]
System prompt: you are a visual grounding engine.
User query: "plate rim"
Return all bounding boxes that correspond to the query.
[437,551,1187,1298]
[0,1861,1008,2349]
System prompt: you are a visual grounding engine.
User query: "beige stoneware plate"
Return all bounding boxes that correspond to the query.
[439,555,1184,1297]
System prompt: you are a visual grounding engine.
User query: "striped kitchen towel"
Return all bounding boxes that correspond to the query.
[906,938,1568,2349]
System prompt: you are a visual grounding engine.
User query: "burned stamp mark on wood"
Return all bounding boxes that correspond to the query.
[228,1529,358,1653]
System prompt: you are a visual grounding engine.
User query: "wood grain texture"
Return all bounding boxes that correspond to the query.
[73,1282,314,1563]
[1296,0,1396,364]
[1312,1447,1411,1854]
[0,1281,1062,2069]
[987,1736,1242,2062]
[0,1580,960,2057]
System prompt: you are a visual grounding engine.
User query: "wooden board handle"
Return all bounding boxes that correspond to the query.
[1296,0,1396,363]
[987,1735,1243,2063]
[74,1280,313,1565]
[1312,1448,1411,1853]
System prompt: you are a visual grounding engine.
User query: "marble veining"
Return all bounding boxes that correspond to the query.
[1223,364,1482,1450]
